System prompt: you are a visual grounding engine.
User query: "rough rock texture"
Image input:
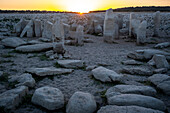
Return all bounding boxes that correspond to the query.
[92,66,122,82]
[1,37,26,48]
[20,20,34,38]
[42,21,53,39]
[152,54,169,69]
[0,86,28,110]
[57,60,85,68]
[66,91,96,113]
[137,21,147,45]
[27,67,73,76]
[15,43,54,52]
[106,85,157,98]
[108,94,166,111]
[97,105,164,113]
[34,19,42,37]
[121,67,153,76]
[31,86,64,110]
[157,80,170,95]
[148,74,170,86]
[121,60,143,65]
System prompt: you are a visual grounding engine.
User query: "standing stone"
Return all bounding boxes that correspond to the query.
[137,21,147,45]
[15,19,29,36]
[20,20,34,38]
[34,19,42,37]
[42,21,53,39]
[66,92,97,113]
[117,14,124,29]
[129,13,136,37]
[153,11,161,37]
[76,25,84,46]
[63,23,70,39]
[104,9,119,43]
[131,19,141,38]
[31,86,64,110]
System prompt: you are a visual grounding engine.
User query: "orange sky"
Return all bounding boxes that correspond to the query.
[0,0,170,12]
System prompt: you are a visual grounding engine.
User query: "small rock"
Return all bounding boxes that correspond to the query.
[57,60,85,68]
[154,42,170,49]
[86,65,97,71]
[121,60,143,65]
[26,67,73,76]
[46,50,54,57]
[157,80,170,95]
[148,74,170,85]
[66,92,96,113]
[0,86,28,110]
[32,86,64,110]
[152,54,169,69]
[153,68,168,74]
[97,105,164,113]
[92,66,122,82]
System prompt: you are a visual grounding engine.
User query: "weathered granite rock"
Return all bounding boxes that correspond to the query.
[153,11,161,37]
[137,21,147,45]
[15,43,54,52]
[27,67,73,76]
[75,25,84,46]
[66,92,96,113]
[57,60,85,68]
[0,86,28,110]
[157,80,170,95]
[92,66,122,82]
[152,55,169,69]
[97,105,164,113]
[53,43,66,56]
[1,37,26,48]
[148,74,170,86]
[153,68,168,74]
[106,85,157,98]
[108,94,166,111]
[154,42,170,49]
[15,19,29,35]
[20,20,34,38]
[32,86,64,110]
[42,21,53,39]
[34,19,42,37]
[121,67,153,76]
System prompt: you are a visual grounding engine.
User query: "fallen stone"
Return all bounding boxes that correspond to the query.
[66,91,96,113]
[57,60,85,68]
[1,37,27,48]
[106,85,157,98]
[15,43,54,53]
[121,67,153,76]
[153,68,168,74]
[92,66,122,82]
[0,86,28,110]
[26,67,73,76]
[152,54,169,69]
[32,86,64,110]
[108,94,166,111]
[97,105,164,113]
[154,42,170,49]
[121,60,143,65]
[157,80,170,95]
[148,74,170,86]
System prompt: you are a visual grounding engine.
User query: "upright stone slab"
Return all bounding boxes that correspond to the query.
[153,11,161,37]
[104,8,119,43]
[63,23,70,39]
[129,13,136,37]
[137,21,147,45]
[15,19,28,36]
[117,14,124,29]
[42,21,53,39]
[76,25,84,46]
[34,19,42,37]
[20,20,34,38]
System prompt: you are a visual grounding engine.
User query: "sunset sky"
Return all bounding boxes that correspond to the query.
[0,0,170,13]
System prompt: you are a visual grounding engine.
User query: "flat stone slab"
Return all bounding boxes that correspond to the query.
[0,86,28,110]
[15,43,54,53]
[148,74,170,86]
[108,94,166,111]
[1,37,27,48]
[57,60,85,68]
[106,85,157,98]
[92,66,123,82]
[154,42,170,49]
[121,67,153,76]
[97,105,164,113]
[26,67,73,76]
[121,60,143,65]
[32,86,64,110]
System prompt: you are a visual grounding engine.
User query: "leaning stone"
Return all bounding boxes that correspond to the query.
[92,66,122,82]
[152,54,169,69]
[97,105,164,113]
[148,74,170,86]
[15,43,53,52]
[66,92,96,113]
[15,19,29,36]
[121,67,153,76]
[20,20,34,38]
[1,37,27,48]
[137,21,147,45]
[108,94,166,111]
[26,67,73,76]
[57,60,85,68]
[32,86,64,110]
[0,86,28,110]
[106,85,157,98]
